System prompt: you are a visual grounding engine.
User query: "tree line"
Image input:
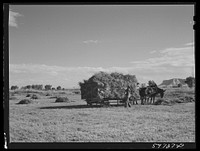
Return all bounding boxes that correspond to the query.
[10,76,195,91]
[10,84,64,91]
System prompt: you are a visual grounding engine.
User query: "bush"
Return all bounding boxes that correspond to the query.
[185,76,195,88]
[17,99,33,104]
[45,85,52,90]
[55,97,69,103]
[11,85,19,90]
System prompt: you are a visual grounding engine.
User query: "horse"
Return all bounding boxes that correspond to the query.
[139,86,166,104]
[129,95,138,105]
[145,87,166,104]
[139,87,148,105]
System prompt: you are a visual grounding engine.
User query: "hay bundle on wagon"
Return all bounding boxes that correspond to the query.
[79,72,138,105]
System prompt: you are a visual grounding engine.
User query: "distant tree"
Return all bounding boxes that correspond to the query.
[185,76,195,88]
[20,86,26,90]
[31,84,36,89]
[57,86,61,90]
[52,87,55,90]
[26,85,31,89]
[37,85,43,90]
[62,88,65,90]
[32,84,43,90]
[45,85,52,90]
[11,85,18,90]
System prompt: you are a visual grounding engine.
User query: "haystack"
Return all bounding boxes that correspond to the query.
[46,93,51,96]
[26,94,31,97]
[55,97,69,103]
[17,99,33,104]
[79,72,138,100]
[31,94,40,99]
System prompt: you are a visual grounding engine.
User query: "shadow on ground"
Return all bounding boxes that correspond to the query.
[39,104,125,109]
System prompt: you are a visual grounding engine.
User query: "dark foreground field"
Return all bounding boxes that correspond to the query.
[9,88,195,142]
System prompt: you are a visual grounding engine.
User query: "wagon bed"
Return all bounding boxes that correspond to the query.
[85,97,125,106]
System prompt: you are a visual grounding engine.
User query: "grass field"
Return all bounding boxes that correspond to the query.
[9,88,195,142]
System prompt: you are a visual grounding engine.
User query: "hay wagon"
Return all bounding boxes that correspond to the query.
[79,72,139,106]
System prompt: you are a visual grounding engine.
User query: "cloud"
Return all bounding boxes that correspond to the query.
[128,45,195,84]
[9,10,22,27]
[131,45,194,68]
[149,50,157,54]
[9,50,195,88]
[9,64,136,88]
[185,42,194,46]
[83,40,101,44]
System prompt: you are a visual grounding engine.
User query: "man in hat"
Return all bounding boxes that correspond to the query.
[124,86,132,108]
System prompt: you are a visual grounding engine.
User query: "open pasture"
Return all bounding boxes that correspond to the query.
[9,88,195,142]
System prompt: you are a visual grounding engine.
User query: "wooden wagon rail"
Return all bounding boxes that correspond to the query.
[85,97,133,106]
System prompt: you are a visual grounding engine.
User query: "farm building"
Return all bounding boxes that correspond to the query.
[159,78,188,88]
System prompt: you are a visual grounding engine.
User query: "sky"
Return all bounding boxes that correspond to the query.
[8,4,195,88]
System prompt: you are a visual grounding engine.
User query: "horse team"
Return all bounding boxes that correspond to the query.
[124,81,166,107]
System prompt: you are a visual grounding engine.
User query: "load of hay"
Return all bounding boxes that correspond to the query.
[55,97,70,103]
[79,72,138,100]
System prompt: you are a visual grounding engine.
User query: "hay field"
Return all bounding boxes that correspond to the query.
[9,88,195,142]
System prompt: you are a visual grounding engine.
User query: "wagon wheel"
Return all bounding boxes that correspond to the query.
[87,102,92,106]
[103,99,110,107]
[86,99,92,106]
[99,99,105,107]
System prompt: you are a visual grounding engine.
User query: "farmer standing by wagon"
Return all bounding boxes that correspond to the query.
[124,85,132,108]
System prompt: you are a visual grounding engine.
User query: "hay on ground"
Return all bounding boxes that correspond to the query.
[183,96,195,102]
[172,98,183,103]
[55,97,69,103]
[9,96,18,100]
[26,94,31,97]
[154,96,195,105]
[31,94,40,99]
[17,99,33,104]
[46,93,51,96]
[153,98,170,105]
